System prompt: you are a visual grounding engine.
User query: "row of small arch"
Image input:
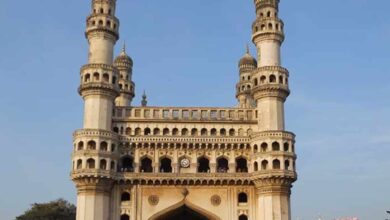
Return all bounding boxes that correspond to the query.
[82,72,117,85]
[259,10,278,18]
[73,156,293,172]
[75,140,116,152]
[74,140,294,153]
[238,74,288,92]
[253,21,283,33]
[93,7,113,16]
[114,127,253,137]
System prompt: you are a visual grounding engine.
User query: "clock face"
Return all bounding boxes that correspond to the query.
[180,158,190,168]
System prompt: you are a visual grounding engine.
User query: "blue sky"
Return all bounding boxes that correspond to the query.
[0,0,389,219]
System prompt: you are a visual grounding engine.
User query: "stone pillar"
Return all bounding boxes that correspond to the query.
[255,183,292,220]
[75,178,113,220]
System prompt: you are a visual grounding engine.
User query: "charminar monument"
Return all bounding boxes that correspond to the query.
[71,0,297,219]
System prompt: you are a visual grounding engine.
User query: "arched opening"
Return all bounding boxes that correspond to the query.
[253,145,258,153]
[284,142,289,152]
[172,128,179,136]
[84,74,90,82]
[121,192,131,202]
[125,127,131,135]
[285,160,290,170]
[121,156,134,172]
[111,144,116,152]
[100,141,108,151]
[260,75,266,84]
[269,74,276,83]
[93,72,99,81]
[110,161,115,170]
[100,159,107,170]
[144,127,151,135]
[120,214,130,220]
[106,20,111,27]
[273,159,281,169]
[86,158,95,169]
[217,157,229,173]
[191,128,198,136]
[267,11,271,17]
[77,141,84,151]
[182,128,189,136]
[77,159,82,169]
[239,215,248,220]
[197,157,210,173]
[236,157,248,173]
[140,157,153,173]
[160,157,172,173]
[103,73,109,82]
[261,160,268,170]
[201,128,207,136]
[254,162,259,171]
[238,192,248,204]
[254,78,258,86]
[272,142,280,151]
[163,128,170,136]
[229,129,235,137]
[261,142,268,152]
[268,23,273,29]
[153,128,161,135]
[87,140,96,150]
[134,127,141,135]
[279,75,283,84]
[154,205,209,220]
[210,128,217,136]
[220,128,226,136]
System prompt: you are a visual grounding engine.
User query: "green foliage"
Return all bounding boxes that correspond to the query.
[16,199,76,220]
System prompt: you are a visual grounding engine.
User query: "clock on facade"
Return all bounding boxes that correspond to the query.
[180,158,190,168]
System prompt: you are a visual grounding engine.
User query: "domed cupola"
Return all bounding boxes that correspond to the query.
[114,44,133,70]
[239,46,257,70]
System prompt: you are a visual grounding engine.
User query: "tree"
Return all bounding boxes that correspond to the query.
[16,199,76,220]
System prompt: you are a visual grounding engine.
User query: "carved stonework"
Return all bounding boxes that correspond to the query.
[148,195,159,206]
[210,195,221,206]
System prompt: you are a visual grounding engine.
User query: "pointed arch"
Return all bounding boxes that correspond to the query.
[148,200,221,220]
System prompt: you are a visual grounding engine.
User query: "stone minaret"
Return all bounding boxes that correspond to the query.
[71,0,120,219]
[114,44,135,106]
[250,0,297,220]
[236,46,257,108]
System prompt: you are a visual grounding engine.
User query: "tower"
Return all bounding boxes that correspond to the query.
[114,44,135,107]
[70,1,297,219]
[250,0,297,220]
[71,0,120,219]
[236,46,257,108]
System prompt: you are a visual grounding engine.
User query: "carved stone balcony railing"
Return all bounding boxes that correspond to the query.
[71,169,297,186]
[120,136,251,145]
[73,129,119,140]
[251,130,295,140]
[113,107,258,123]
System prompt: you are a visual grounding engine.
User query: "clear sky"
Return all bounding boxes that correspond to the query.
[0,0,389,219]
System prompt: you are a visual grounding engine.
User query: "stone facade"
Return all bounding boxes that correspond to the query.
[71,0,297,219]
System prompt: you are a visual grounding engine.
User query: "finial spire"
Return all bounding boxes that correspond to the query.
[141,90,147,107]
[246,44,250,54]
[121,41,126,54]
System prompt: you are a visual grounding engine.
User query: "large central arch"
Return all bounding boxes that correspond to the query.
[149,201,221,220]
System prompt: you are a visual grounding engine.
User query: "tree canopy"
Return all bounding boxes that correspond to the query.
[16,199,76,220]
